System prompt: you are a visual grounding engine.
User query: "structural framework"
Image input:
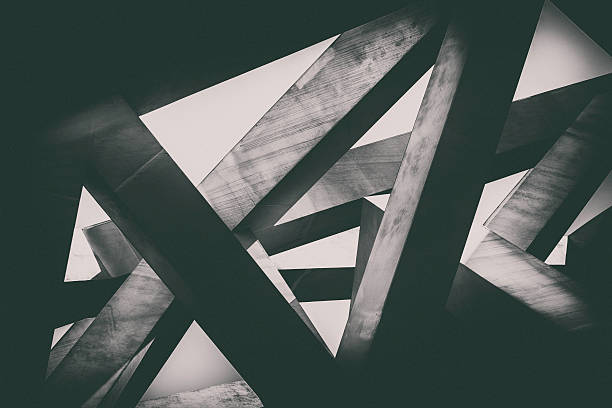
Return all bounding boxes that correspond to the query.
[5,0,611,407]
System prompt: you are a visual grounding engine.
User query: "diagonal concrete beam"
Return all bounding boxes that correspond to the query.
[255,199,363,255]
[97,300,192,408]
[83,220,142,277]
[199,2,447,231]
[553,0,612,57]
[279,268,355,302]
[352,199,384,309]
[284,74,611,221]
[79,96,340,407]
[42,260,174,406]
[486,93,612,260]
[336,3,543,404]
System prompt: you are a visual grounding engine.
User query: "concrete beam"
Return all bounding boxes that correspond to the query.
[486,93,612,260]
[42,261,174,406]
[446,232,612,403]
[97,300,192,408]
[255,199,363,255]
[352,200,384,309]
[83,220,142,277]
[336,2,543,404]
[199,2,447,230]
[279,268,355,302]
[80,96,340,407]
[285,74,611,220]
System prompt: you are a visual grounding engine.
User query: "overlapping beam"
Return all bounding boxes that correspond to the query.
[486,93,612,260]
[284,73,611,220]
[42,260,174,406]
[199,2,447,231]
[336,3,543,404]
[78,96,340,407]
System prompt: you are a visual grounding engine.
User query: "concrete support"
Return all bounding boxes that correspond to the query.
[486,94,612,260]
[83,220,142,277]
[336,2,543,404]
[42,260,174,406]
[80,96,339,407]
[199,2,447,230]
[255,199,363,255]
[285,73,611,220]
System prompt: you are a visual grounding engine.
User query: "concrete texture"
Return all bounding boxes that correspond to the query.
[337,0,543,380]
[199,2,446,230]
[42,260,174,406]
[81,96,340,407]
[83,220,142,277]
[283,73,611,221]
[486,93,612,260]
[136,381,261,408]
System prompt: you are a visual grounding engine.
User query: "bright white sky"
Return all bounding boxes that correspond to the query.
[55,1,612,402]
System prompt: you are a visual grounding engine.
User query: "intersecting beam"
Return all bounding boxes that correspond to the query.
[446,245,611,404]
[336,2,543,403]
[47,318,95,378]
[50,275,128,328]
[284,74,612,220]
[255,199,363,255]
[83,220,142,277]
[42,260,174,406]
[486,93,612,260]
[199,2,447,231]
[79,96,339,407]
[135,380,261,408]
[97,300,192,408]
[279,268,355,302]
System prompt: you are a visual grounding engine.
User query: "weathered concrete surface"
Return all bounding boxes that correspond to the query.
[280,268,355,302]
[336,2,543,405]
[83,220,142,277]
[337,0,542,369]
[283,74,612,221]
[42,260,174,406]
[486,93,612,260]
[255,199,363,255]
[46,318,95,378]
[136,380,262,408]
[98,300,192,408]
[81,96,340,407]
[199,2,446,230]
[352,199,384,309]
